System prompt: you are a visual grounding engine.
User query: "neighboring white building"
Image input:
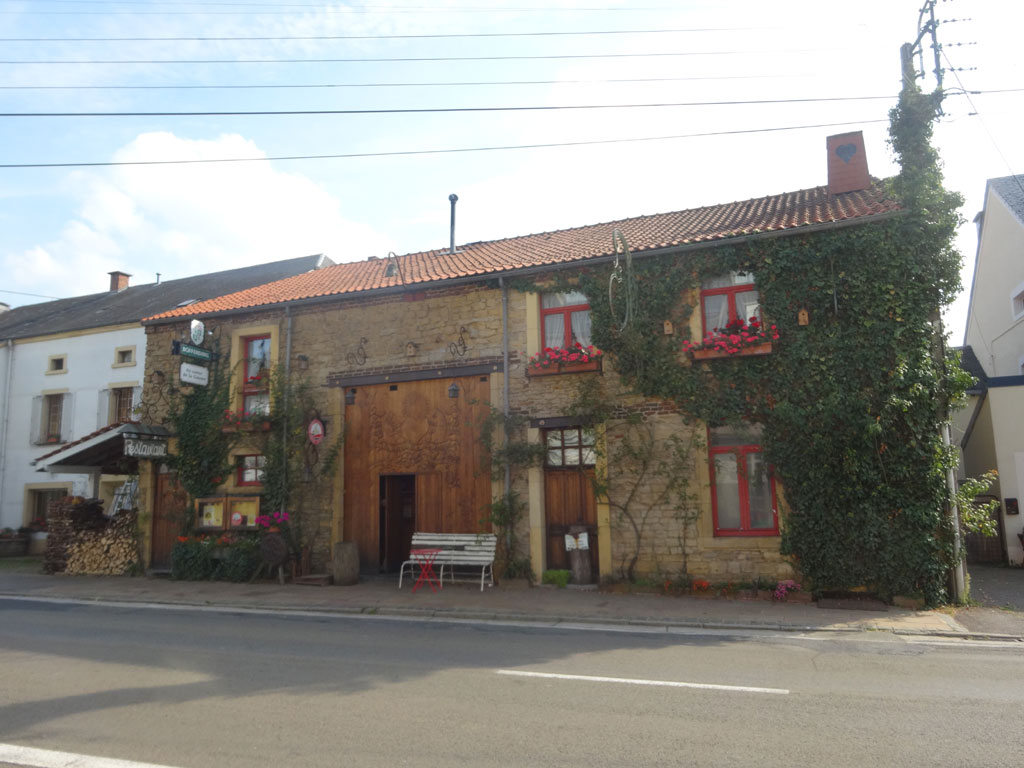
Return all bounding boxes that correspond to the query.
[0,256,331,530]
[957,174,1024,566]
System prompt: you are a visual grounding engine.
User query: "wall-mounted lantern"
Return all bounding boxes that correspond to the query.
[447,382,460,399]
[345,388,357,405]
[296,354,309,370]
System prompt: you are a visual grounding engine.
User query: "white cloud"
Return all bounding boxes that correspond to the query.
[3,132,390,300]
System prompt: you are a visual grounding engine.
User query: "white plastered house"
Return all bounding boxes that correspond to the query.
[0,256,332,530]
[956,175,1024,566]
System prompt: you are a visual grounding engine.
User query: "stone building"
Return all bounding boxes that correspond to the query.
[137,131,898,585]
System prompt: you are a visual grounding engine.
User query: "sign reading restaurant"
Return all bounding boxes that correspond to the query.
[124,438,168,459]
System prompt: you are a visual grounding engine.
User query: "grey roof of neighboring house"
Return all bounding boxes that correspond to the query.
[989,175,1024,223]
[0,254,332,340]
[957,345,988,395]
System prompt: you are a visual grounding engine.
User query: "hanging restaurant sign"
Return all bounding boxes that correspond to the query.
[179,343,212,361]
[124,438,168,459]
[189,319,206,345]
[179,362,209,387]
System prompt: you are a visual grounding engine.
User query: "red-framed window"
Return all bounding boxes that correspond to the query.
[701,273,761,335]
[709,425,778,536]
[540,291,593,350]
[237,454,266,486]
[242,335,271,416]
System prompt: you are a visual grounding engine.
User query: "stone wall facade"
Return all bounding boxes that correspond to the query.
[139,273,794,584]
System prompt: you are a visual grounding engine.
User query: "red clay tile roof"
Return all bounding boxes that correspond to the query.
[144,180,900,322]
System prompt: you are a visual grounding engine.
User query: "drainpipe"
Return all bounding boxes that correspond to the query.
[281,306,292,515]
[944,421,966,603]
[0,340,13,517]
[499,278,512,553]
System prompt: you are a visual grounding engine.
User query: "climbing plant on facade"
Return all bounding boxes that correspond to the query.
[165,340,240,514]
[539,83,970,605]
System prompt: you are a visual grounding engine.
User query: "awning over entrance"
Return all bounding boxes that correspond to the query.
[33,422,171,475]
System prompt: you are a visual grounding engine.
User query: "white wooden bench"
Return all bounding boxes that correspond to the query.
[398,532,497,592]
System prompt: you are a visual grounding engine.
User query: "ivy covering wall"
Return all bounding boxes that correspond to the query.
[564,86,969,604]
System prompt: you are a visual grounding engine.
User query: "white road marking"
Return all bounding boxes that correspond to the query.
[0,744,180,768]
[496,669,789,695]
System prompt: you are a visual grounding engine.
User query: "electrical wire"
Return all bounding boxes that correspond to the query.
[0,117,888,169]
[0,73,814,91]
[0,94,898,118]
[0,48,871,65]
[941,50,1024,197]
[0,26,774,42]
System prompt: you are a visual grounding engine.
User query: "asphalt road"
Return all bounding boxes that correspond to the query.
[1,598,1021,768]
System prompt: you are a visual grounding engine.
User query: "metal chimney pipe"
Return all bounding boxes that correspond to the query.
[448,193,458,254]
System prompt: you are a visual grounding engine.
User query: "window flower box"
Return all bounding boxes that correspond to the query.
[0,537,28,557]
[526,343,602,377]
[684,317,778,360]
[691,341,773,360]
[527,358,602,377]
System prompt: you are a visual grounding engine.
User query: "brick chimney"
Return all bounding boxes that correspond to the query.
[826,131,870,195]
[108,271,131,292]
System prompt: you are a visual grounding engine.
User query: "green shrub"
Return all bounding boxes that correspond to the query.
[171,538,216,581]
[215,536,262,582]
[542,569,570,588]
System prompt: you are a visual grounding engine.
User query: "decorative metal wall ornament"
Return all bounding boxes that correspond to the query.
[608,228,636,332]
[448,326,468,358]
[346,337,368,367]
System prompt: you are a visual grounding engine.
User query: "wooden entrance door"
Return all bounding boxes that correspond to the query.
[151,470,185,570]
[343,376,492,571]
[543,426,598,580]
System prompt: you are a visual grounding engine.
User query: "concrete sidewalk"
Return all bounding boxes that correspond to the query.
[3,567,1019,641]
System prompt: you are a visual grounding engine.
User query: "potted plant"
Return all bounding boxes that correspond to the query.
[684,316,779,360]
[526,343,603,376]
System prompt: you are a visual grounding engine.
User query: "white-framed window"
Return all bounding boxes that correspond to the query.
[31,392,74,445]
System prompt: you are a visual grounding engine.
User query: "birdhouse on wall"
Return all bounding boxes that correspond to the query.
[798,308,810,326]
[663,320,674,335]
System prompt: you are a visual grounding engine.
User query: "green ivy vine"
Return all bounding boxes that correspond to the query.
[533,83,971,605]
[165,339,240,515]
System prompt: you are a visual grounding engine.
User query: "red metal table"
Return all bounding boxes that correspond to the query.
[410,548,442,593]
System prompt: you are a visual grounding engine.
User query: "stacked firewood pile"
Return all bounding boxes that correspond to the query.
[45,497,140,576]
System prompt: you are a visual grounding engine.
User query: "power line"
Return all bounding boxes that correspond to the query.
[0,288,64,300]
[0,94,898,118]
[0,117,888,169]
[0,48,867,65]
[0,26,771,42]
[0,74,814,91]
[6,5,691,16]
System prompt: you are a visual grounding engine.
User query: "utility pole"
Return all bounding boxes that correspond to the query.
[901,0,966,603]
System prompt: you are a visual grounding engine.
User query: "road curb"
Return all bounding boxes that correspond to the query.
[4,590,1021,642]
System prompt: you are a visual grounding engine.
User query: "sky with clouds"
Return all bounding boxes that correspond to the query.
[1,0,1021,344]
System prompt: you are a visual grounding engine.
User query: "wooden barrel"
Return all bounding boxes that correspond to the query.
[332,541,359,586]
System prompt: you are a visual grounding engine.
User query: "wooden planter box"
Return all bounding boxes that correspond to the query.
[222,422,272,434]
[526,358,602,377]
[0,538,29,557]
[691,341,773,361]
